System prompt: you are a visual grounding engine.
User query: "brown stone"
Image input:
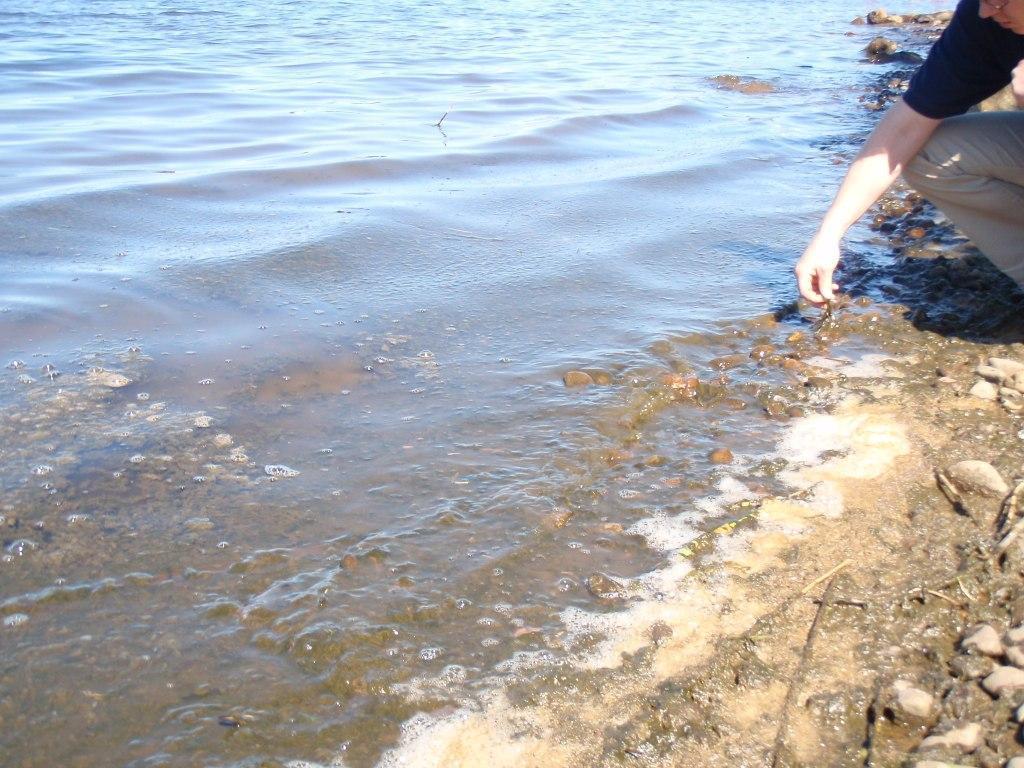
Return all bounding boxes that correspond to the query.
[709,447,734,464]
[563,370,594,388]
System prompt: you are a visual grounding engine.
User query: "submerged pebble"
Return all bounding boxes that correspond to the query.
[265,464,300,478]
[4,613,29,628]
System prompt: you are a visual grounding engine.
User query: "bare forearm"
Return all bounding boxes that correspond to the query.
[816,100,940,239]
[795,99,940,304]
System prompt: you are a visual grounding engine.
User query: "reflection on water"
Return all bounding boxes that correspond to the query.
[0,0,946,765]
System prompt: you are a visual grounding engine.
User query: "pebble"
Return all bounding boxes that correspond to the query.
[919,722,983,753]
[88,369,132,388]
[1006,645,1024,669]
[946,460,1009,497]
[709,447,734,464]
[892,680,934,719]
[1007,625,1024,644]
[1016,702,1024,722]
[913,763,973,768]
[264,464,300,478]
[988,357,1024,378]
[1007,371,1024,394]
[969,380,999,401]
[1006,759,1024,768]
[193,415,213,428]
[213,434,233,449]
[586,572,626,599]
[185,517,214,532]
[3,613,29,628]
[563,370,593,388]
[982,665,1024,696]
[962,624,1004,657]
[976,364,1005,384]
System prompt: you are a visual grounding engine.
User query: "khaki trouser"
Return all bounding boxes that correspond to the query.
[902,110,1024,286]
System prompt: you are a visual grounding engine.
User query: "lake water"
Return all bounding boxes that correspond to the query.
[0,1,944,766]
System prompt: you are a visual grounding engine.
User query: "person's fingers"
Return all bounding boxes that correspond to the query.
[817,267,835,302]
[796,266,824,304]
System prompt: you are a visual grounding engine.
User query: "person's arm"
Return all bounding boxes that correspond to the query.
[795,99,941,305]
[1013,57,1024,106]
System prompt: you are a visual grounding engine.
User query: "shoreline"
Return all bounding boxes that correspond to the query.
[369,10,1024,768]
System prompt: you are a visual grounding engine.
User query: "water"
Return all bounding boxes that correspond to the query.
[0,1,943,766]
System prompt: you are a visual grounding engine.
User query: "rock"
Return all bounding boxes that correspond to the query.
[213,433,233,449]
[975,364,1004,384]
[194,415,213,428]
[988,357,1024,377]
[708,354,746,371]
[89,369,132,388]
[1006,758,1024,768]
[892,680,934,719]
[982,665,1024,696]
[1007,625,1024,644]
[962,624,1005,657]
[185,517,214,532]
[867,9,890,24]
[586,572,626,599]
[969,380,999,401]
[1006,645,1024,668]
[866,36,898,56]
[1016,701,1024,722]
[913,763,973,768]
[590,370,613,385]
[264,464,300,478]
[946,460,1009,497]
[919,722,983,753]
[709,447,733,464]
[1007,370,1024,394]
[950,654,993,680]
[563,370,593,388]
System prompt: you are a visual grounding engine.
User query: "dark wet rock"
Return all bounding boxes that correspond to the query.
[708,354,746,371]
[590,370,613,385]
[586,571,627,600]
[563,370,594,388]
[949,653,994,680]
[962,624,1005,658]
[709,447,733,464]
[867,36,898,56]
[919,722,983,753]
[945,460,1009,498]
[982,666,1024,696]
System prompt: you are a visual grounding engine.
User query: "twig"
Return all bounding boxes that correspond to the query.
[433,110,449,128]
[997,516,1024,556]
[863,681,883,768]
[801,559,852,595]
[996,479,1024,535]
[771,574,840,768]
[956,576,976,603]
[935,470,972,521]
[813,597,867,609]
[925,589,965,608]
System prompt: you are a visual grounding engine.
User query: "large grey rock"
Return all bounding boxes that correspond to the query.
[919,722,983,753]
[946,460,1009,497]
[982,665,1024,696]
[962,624,1005,657]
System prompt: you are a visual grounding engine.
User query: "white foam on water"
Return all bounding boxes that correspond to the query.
[362,400,911,767]
[805,353,901,378]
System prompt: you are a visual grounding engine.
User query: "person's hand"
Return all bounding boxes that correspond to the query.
[1013,58,1024,107]
[794,235,840,306]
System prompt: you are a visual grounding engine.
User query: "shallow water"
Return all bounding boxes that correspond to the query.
[0,1,946,766]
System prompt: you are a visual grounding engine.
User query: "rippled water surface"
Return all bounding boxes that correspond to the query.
[0,1,944,766]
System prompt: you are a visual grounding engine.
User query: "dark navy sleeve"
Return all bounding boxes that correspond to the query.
[903,0,1015,119]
